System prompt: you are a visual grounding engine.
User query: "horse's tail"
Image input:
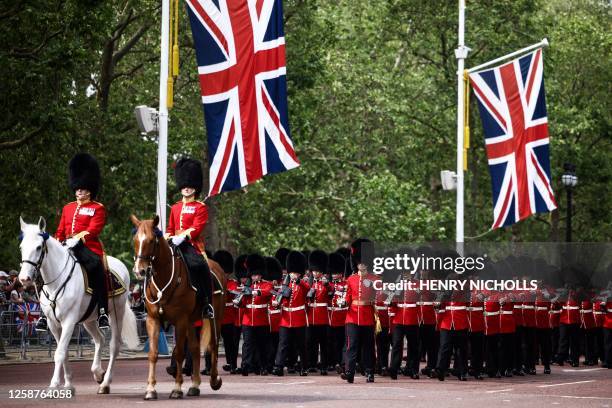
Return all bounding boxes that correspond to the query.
[121,300,140,350]
[200,318,211,354]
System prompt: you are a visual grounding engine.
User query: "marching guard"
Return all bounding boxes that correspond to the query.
[306,250,331,375]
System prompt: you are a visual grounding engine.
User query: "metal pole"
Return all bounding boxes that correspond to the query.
[156,0,171,231]
[566,187,572,243]
[467,38,549,74]
[455,0,469,253]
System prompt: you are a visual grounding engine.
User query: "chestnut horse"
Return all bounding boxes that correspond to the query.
[130,215,226,400]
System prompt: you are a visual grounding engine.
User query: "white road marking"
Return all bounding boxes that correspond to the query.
[486,388,513,393]
[266,380,315,386]
[556,396,612,401]
[562,367,605,372]
[538,380,595,388]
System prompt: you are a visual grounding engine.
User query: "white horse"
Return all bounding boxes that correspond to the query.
[18,217,139,394]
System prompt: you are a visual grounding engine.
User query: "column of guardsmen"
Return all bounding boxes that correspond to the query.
[170,243,612,382]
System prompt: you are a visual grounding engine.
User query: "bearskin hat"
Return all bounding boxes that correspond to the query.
[264,256,283,282]
[328,252,346,276]
[309,250,328,273]
[336,247,351,261]
[175,158,203,196]
[234,254,248,280]
[213,250,234,275]
[274,247,290,269]
[69,153,101,199]
[246,254,266,277]
[343,257,353,278]
[350,238,374,272]
[286,250,306,275]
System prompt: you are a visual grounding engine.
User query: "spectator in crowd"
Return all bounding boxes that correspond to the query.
[23,286,39,304]
[10,281,24,304]
[0,278,8,307]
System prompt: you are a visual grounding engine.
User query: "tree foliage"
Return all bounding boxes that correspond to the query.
[0,0,609,269]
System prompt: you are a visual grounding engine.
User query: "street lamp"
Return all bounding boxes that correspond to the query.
[561,163,578,242]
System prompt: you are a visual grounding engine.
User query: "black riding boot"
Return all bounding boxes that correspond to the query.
[181,244,214,319]
[72,242,109,329]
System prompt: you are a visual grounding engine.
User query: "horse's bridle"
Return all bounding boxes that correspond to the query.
[135,234,160,278]
[20,235,48,279]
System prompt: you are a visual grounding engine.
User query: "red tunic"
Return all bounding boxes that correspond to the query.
[513,291,525,327]
[166,200,208,255]
[549,300,562,328]
[418,289,437,326]
[438,300,469,331]
[499,295,516,334]
[580,300,596,329]
[468,290,485,333]
[375,291,391,329]
[279,280,309,328]
[390,282,419,326]
[604,300,612,329]
[268,285,282,332]
[522,290,537,328]
[241,281,273,327]
[328,279,348,327]
[594,301,606,328]
[483,291,500,336]
[55,200,106,257]
[344,273,379,326]
[307,279,331,326]
[560,292,580,325]
[535,289,551,329]
[222,279,239,326]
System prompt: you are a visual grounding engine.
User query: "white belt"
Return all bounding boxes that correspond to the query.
[225,302,234,307]
[467,307,483,312]
[447,306,466,311]
[550,310,561,314]
[522,305,535,310]
[484,311,500,316]
[246,304,268,309]
[594,311,604,315]
[283,305,305,312]
[501,311,514,315]
[269,309,281,314]
[328,307,348,312]
[397,303,417,308]
[514,305,523,309]
[388,312,396,317]
[308,303,328,308]
[535,307,548,311]
[417,302,434,306]
[563,306,579,310]
[580,309,593,313]
[376,306,388,311]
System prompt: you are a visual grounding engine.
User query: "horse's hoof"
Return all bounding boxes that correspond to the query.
[97,385,110,394]
[144,390,158,400]
[187,387,200,397]
[210,376,222,391]
[95,371,106,384]
[169,390,183,399]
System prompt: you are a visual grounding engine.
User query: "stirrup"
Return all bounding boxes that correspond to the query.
[97,313,110,329]
[202,303,214,319]
[35,317,48,332]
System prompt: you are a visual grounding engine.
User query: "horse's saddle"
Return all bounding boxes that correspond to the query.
[81,256,126,298]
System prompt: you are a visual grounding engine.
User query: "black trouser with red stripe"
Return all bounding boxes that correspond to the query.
[307,325,328,370]
[275,326,307,370]
[419,324,439,370]
[390,324,419,375]
[221,324,239,369]
[242,325,269,373]
[328,326,345,368]
[485,334,500,375]
[267,331,279,371]
[558,323,580,364]
[345,324,375,375]
[436,329,468,376]
[603,328,612,368]
[469,331,485,375]
[536,328,552,368]
[375,328,391,371]
[499,333,515,373]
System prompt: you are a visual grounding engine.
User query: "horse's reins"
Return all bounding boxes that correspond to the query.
[142,237,177,305]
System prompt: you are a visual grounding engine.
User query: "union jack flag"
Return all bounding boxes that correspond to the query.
[15,302,40,336]
[185,0,300,196]
[469,49,557,229]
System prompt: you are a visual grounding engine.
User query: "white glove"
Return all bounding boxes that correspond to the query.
[171,235,185,246]
[66,238,80,248]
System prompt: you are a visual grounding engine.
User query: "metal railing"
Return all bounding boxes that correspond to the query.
[0,304,174,361]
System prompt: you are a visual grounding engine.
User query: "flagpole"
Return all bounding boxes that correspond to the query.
[467,38,549,73]
[455,0,469,253]
[156,0,170,230]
